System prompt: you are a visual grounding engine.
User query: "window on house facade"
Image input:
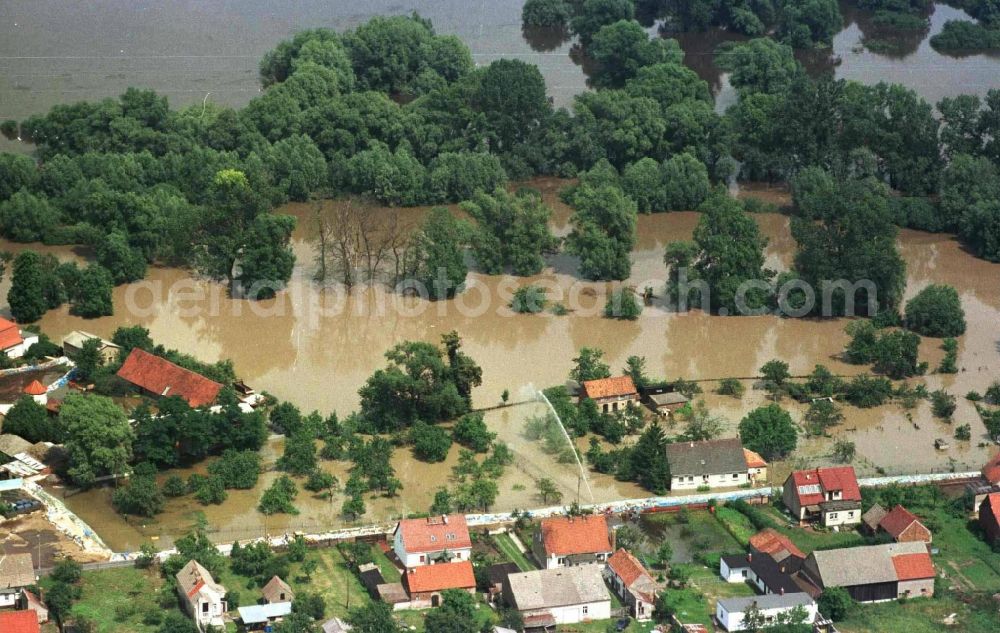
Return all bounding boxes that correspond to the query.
[733,473,739,479]
[202,602,209,614]
[829,513,838,519]
[582,606,589,615]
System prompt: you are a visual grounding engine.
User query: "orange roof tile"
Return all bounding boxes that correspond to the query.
[0,610,40,633]
[743,448,767,469]
[749,528,805,561]
[983,452,1000,485]
[405,560,475,593]
[581,376,637,400]
[0,318,24,351]
[117,348,222,407]
[892,552,935,581]
[879,505,923,539]
[607,548,651,588]
[540,514,612,557]
[788,467,861,507]
[396,514,471,554]
[23,380,46,396]
[982,493,1000,521]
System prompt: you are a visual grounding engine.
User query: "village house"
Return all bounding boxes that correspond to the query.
[799,542,935,603]
[503,564,611,627]
[978,492,1000,545]
[604,548,658,621]
[22,381,47,406]
[261,575,294,604]
[748,529,805,565]
[968,453,1000,513]
[61,330,121,365]
[715,593,818,632]
[719,551,807,596]
[392,514,472,569]
[0,610,40,633]
[0,318,38,360]
[579,376,639,413]
[176,559,228,631]
[863,504,932,544]
[782,467,862,527]
[533,514,613,569]
[117,348,223,408]
[665,438,765,491]
[0,553,35,608]
[402,560,476,606]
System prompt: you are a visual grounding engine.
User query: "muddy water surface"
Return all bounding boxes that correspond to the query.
[7,178,997,551]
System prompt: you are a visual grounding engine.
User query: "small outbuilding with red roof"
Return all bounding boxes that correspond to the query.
[0,610,40,633]
[878,505,932,544]
[782,466,862,527]
[393,514,471,569]
[604,549,659,620]
[403,560,476,605]
[116,348,222,407]
[534,514,613,570]
[579,376,638,413]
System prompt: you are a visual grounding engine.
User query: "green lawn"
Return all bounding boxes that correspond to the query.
[837,595,1000,633]
[925,510,1000,593]
[656,586,713,628]
[48,566,167,633]
[753,504,866,552]
[494,532,537,570]
[371,544,402,583]
[714,506,756,546]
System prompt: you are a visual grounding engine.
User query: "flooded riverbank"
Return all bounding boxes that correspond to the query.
[7,176,994,551]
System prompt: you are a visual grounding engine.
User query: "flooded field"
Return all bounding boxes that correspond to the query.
[4,176,993,551]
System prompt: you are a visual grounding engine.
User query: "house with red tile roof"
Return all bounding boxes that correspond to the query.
[0,317,38,359]
[743,448,768,484]
[748,528,805,563]
[117,348,223,407]
[392,514,472,569]
[580,376,638,414]
[403,560,475,605]
[176,559,227,631]
[782,467,862,527]
[979,492,1000,545]
[0,610,40,633]
[534,515,613,570]
[982,452,1000,486]
[878,505,932,544]
[604,549,659,620]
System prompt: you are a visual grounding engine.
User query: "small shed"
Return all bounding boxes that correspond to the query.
[261,575,294,604]
[862,504,888,535]
[239,603,292,630]
[644,390,689,417]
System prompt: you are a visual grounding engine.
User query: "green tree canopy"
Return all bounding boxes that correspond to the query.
[739,403,798,460]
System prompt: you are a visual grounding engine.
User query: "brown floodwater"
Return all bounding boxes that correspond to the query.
[6,177,997,551]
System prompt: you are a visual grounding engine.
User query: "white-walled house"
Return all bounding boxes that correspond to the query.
[176,560,228,631]
[715,593,818,631]
[393,514,472,569]
[0,553,34,608]
[504,564,611,626]
[665,438,763,491]
[0,318,37,359]
[604,549,659,621]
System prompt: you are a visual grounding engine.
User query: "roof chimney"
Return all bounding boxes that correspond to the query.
[747,553,752,562]
[443,515,448,524]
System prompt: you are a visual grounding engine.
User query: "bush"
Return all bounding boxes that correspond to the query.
[510,285,548,314]
[112,475,164,517]
[410,422,453,462]
[818,586,853,621]
[905,284,966,337]
[452,412,496,452]
[258,475,299,515]
[522,0,572,27]
[604,288,642,320]
[845,375,893,408]
[208,449,262,489]
[194,475,227,505]
[955,423,971,441]
[931,390,957,419]
[717,378,745,398]
[162,475,186,497]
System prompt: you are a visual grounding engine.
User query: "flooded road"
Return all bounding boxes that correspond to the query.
[6,178,996,551]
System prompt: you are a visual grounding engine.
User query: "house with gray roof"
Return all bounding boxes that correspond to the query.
[666,438,760,491]
[715,593,818,632]
[0,553,35,608]
[503,564,611,626]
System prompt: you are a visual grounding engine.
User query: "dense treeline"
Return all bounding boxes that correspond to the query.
[932,1,1000,51]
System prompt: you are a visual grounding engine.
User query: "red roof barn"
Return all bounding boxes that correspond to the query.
[116,348,222,407]
[879,505,932,544]
[979,493,1000,545]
